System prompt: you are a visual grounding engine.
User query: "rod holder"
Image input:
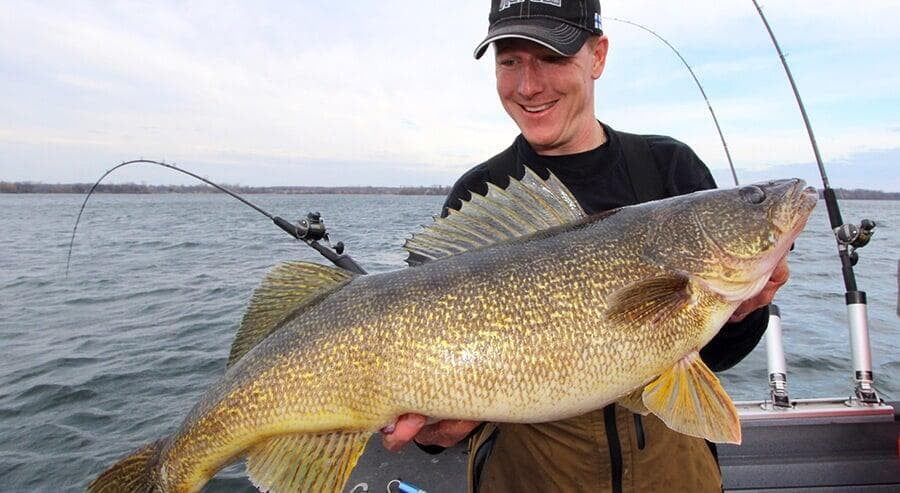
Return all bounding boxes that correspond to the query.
[764,304,791,408]
[846,292,879,404]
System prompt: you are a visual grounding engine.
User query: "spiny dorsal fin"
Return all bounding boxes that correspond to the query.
[642,352,742,444]
[227,261,353,368]
[404,167,585,266]
[605,273,693,329]
[246,431,370,493]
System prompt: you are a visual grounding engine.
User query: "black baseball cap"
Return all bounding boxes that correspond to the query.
[474,0,603,59]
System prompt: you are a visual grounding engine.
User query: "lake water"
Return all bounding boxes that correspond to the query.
[0,193,897,492]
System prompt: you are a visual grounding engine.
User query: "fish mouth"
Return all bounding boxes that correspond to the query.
[766,179,816,237]
[783,181,817,236]
[763,179,816,265]
[800,185,818,209]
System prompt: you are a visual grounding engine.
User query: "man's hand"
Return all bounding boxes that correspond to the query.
[729,255,790,323]
[380,413,481,452]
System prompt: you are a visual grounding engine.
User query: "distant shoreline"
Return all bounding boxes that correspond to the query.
[0,182,451,196]
[1,182,899,199]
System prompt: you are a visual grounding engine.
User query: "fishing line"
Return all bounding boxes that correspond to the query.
[65,159,366,276]
[604,16,739,186]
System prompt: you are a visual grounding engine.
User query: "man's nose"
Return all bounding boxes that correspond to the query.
[517,62,543,98]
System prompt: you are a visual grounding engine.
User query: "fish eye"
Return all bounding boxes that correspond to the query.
[739,185,766,205]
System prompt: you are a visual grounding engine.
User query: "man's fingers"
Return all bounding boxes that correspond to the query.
[769,257,791,285]
[414,420,481,448]
[728,256,792,323]
[381,413,427,452]
[380,415,480,451]
[768,257,790,286]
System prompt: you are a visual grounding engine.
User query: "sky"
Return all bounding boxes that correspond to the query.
[1,1,898,190]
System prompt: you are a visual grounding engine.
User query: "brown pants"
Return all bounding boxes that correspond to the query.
[468,406,722,492]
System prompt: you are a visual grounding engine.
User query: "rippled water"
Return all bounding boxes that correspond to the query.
[0,193,897,492]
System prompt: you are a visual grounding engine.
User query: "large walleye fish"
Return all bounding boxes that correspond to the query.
[88,171,816,493]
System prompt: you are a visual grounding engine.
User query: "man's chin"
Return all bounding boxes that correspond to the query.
[519,129,562,151]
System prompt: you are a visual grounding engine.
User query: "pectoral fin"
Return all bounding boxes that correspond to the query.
[605,273,693,329]
[246,431,371,493]
[642,352,741,444]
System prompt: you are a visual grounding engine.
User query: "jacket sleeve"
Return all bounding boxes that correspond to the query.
[701,306,769,372]
[653,138,770,372]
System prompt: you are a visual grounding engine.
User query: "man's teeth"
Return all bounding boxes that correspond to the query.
[524,102,554,113]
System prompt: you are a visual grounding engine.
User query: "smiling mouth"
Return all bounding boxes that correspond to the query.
[521,101,556,113]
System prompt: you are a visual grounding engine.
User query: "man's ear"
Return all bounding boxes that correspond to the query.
[592,35,609,79]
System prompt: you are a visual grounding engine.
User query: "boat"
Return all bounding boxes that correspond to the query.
[721,397,898,491]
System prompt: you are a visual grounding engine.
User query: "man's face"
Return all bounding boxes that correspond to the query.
[494,36,608,155]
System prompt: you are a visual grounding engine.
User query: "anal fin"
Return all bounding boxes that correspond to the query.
[617,387,650,415]
[246,431,371,493]
[642,352,741,444]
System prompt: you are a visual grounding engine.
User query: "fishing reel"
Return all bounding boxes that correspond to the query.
[835,219,876,266]
[295,212,328,241]
[293,212,347,255]
[280,211,365,274]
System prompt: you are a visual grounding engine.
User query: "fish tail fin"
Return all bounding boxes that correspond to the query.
[88,439,165,493]
[247,431,371,493]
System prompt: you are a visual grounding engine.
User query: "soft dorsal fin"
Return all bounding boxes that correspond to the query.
[404,167,585,265]
[227,261,353,368]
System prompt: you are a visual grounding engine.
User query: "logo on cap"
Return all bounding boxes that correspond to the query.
[499,0,563,12]
[498,0,524,11]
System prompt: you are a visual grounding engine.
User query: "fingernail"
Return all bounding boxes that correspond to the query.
[381,424,396,434]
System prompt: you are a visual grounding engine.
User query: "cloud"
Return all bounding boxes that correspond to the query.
[0,1,897,188]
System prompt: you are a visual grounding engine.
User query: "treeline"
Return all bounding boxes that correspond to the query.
[3,182,899,199]
[0,181,451,196]
[825,188,900,200]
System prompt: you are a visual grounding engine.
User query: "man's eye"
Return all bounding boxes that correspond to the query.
[498,58,517,67]
[543,56,566,64]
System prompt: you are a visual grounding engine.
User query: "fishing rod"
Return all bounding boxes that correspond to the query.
[604,16,739,186]
[751,1,879,404]
[66,159,367,276]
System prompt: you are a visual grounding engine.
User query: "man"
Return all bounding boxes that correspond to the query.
[383,1,789,491]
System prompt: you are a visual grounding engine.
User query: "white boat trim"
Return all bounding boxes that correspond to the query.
[736,397,895,426]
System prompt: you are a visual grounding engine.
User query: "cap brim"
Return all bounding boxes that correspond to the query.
[474,18,592,59]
